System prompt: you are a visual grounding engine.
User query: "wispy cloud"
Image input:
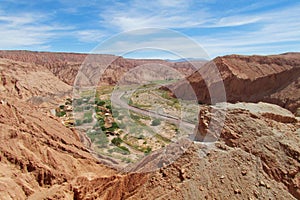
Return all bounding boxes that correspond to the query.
[198,4,300,56]
[96,1,300,57]
[0,0,299,57]
[93,29,210,60]
[74,30,106,42]
[0,11,72,49]
[202,15,262,28]
[100,0,210,31]
[98,0,269,31]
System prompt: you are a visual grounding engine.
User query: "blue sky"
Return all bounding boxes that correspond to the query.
[0,0,300,59]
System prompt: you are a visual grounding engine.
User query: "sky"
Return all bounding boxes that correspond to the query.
[0,0,300,59]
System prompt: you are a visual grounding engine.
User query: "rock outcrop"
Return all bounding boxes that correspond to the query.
[170,53,300,113]
[0,58,73,111]
[130,102,300,200]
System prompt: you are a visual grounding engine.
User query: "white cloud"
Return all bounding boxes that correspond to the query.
[92,29,210,59]
[100,0,209,31]
[97,2,300,57]
[1,0,298,58]
[203,15,262,28]
[194,5,300,57]
[75,30,105,42]
[0,11,73,49]
[98,0,270,31]
[157,0,190,8]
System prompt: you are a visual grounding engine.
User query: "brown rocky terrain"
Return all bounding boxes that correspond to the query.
[169,53,300,113]
[0,52,299,199]
[0,50,198,86]
[0,58,71,98]
[64,102,300,199]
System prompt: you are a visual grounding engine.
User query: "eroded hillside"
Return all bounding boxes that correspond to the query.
[170,53,300,113]
[0,50,198,86]
[0,52,299,199]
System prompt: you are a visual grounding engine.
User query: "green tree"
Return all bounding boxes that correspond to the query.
[111,122,119,129]
[106,104,112,111]
[101,126,106,131]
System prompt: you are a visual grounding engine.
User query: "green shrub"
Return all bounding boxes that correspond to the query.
[75,119,83,126]
[56,111,66,117]
[111,122,119,129]
[119,146,130,153]
[96,100,105,106]
[128,99,133,105]
[98,118,105,126]
[106,105,112,111]
[144,147,152,154]
[137,135,145,139]
[95,106,101,113]
[107,127,115,132]
[151,119,161,126]
[111,137,122,146]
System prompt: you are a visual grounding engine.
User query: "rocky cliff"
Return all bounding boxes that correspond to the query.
[170,53,300,113]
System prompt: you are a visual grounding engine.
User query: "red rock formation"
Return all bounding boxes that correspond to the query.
[0,50,198,86]
[0,58,72,102]
[170,53,300,113]
[130,103,299,199]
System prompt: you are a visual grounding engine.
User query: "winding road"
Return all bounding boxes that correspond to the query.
[111,90,196,130]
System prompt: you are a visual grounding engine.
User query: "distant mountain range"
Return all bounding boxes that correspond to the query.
[165,57,208,62]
